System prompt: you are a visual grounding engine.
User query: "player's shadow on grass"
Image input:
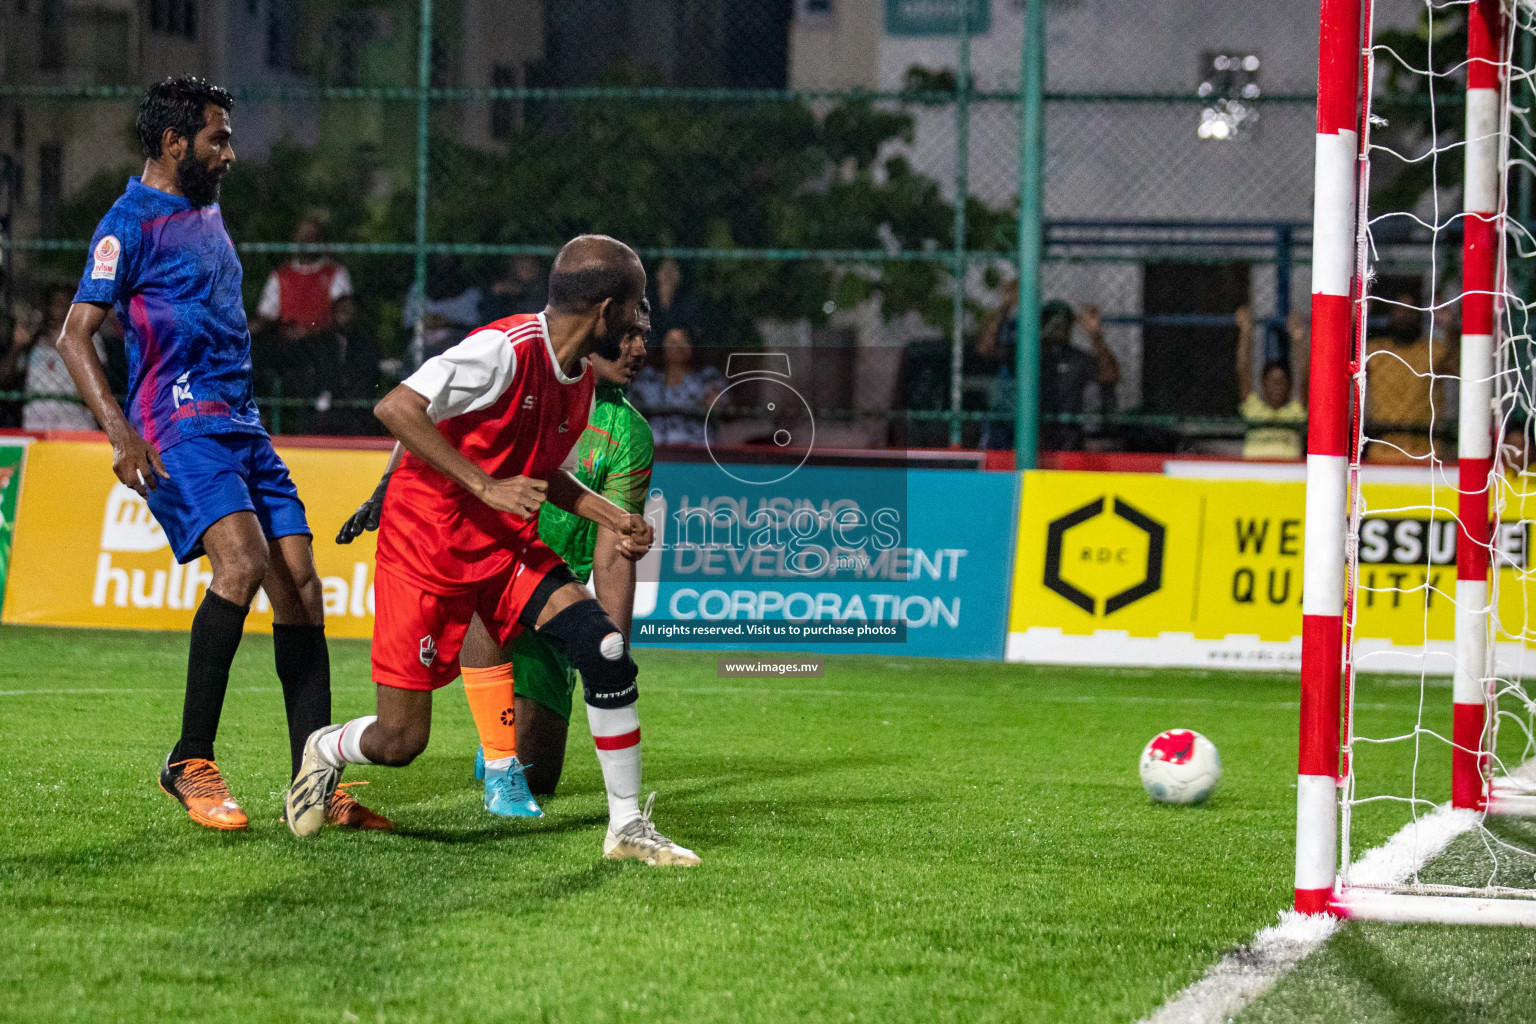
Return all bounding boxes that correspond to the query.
[521,861,633,905]
[640,748,901,802]
[387,812,608,845]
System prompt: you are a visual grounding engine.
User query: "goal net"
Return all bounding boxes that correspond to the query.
[1297,0,1536,925]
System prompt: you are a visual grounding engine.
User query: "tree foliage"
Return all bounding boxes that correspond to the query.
[45,75,1012,353]
[1372,9,1470,223]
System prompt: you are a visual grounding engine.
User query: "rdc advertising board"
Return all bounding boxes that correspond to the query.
[1007,469,1536,673]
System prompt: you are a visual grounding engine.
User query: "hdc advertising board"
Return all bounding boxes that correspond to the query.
[632,462,1018,659]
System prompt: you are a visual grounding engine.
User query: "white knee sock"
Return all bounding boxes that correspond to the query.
[586,702,641,828]
[317,716,376,768]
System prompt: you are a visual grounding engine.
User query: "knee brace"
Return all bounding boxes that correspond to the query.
[535,598,638,709]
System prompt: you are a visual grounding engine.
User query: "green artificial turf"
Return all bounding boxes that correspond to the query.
[1241,772,1536,1024]
[0,625,1487,1023]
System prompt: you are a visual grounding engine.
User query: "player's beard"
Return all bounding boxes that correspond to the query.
[592,309,625,361]
[592,332,624,361]
[176,151,225,208]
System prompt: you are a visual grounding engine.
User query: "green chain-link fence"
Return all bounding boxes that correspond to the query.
[0,0,1454,455]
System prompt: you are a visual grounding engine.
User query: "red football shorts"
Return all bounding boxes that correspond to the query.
[371,540,566,691]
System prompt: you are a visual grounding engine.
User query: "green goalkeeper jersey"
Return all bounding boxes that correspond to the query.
[538,384,654,582]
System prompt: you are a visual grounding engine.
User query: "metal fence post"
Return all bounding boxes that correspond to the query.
[1014,0,1045,467]
[949,0,972,448]
[409,0,434,372]
[1521,32,1534,255]
[1275,222,1294,365]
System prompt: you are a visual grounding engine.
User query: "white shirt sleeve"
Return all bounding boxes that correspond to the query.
[256,272,281,320]
[402,328,519,422]
[329,264,353,301]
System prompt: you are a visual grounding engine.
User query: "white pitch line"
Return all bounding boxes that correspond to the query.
[1138,799,1487,1024]
[0,682,1410,715]
[0,687,171,696]
[0,683,377,697]
[658,686,1410,712]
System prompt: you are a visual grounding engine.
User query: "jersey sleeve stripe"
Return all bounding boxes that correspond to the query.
[605,466,651,480]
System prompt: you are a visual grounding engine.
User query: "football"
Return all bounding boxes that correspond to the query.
[1139,730,1221,805]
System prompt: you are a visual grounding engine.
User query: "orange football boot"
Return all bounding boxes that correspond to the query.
[329,782,393,831]
[159,756,249,830]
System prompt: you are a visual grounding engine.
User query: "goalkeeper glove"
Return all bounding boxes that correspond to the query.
[336,471,392,544]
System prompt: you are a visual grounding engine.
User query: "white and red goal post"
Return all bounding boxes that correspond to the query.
[1295,0,1362,920]
[1296,0,1536,925]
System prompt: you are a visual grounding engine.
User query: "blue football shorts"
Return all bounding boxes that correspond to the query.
[145,433,311,564]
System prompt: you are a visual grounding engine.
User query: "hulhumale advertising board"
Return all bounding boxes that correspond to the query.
[630,460,1017,660]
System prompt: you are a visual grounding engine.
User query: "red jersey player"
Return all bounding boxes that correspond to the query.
[285,236,698,865]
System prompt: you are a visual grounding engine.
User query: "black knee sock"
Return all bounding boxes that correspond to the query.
[171,591,249,764]
[273,623,332,779]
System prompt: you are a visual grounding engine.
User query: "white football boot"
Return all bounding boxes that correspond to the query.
[285,724,346,837]
[602,792,701,866]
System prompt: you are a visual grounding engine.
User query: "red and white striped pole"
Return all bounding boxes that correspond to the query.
[1454,0,1504,811]
[1297,0,1363,916]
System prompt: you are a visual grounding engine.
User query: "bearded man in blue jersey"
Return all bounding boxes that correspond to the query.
[55,76,387,832]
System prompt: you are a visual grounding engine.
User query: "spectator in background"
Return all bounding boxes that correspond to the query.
[978,292,1120,451]
[1363,293,1456,464]
[647,257,699,343]
[315,294,382,436]
[254,215,353,341]
[23,284,101,431]
[632,325,724,445]
[403,257,484,359]
[0,301,41,427]
[1235,305,1308,459]
[253,215,354,428]
[479,255,547,322]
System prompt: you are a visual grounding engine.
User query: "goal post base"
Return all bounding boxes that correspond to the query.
[1486,787,1536,818]
[1333,888,1536,927]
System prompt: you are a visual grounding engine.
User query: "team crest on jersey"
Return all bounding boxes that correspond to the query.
[419,634,438,667]
[172,372,195,407]
[91,235,121,281]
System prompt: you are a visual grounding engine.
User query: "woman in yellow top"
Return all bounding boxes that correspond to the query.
[1235,305,1308,459]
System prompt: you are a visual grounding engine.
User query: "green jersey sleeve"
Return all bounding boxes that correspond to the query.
[537,387,654,583]
[600,396,654,514]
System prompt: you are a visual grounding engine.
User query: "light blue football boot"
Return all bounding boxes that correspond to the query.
[484,757,543,818]
[474,745,485,781]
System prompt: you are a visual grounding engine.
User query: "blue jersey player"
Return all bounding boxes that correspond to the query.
[55,77,386,832]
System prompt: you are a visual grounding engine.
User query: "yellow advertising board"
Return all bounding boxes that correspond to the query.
[1007,470,1532,672]
[3,441,390,638]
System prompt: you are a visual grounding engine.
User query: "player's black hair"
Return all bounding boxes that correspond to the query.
[136,76,233,159]
[547,235,645,313]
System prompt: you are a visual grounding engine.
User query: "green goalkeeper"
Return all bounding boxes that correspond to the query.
[337,307,653,796]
